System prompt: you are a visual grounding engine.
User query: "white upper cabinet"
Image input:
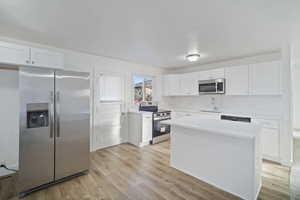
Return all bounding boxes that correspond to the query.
[0,41,30,65]
[0,41,64,69]
[162,61,281,97]
[180,72,199,96]
[225,65,249,95]
[249,61,281,95]
[30,48,64,69]
[99,74,123,102]
[163,74,181,96]
[162,75,169,96]
[199,68,225,80]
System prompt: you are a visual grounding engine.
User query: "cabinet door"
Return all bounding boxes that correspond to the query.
[261,128,280,160]
[180,72,199,96]
[31,48,64,69]
[225,65,249,95]
[142,115,153,143]
[199,70,211,81]
[0,41,30,65]
[210,68,225,79]
[250,61,281,95]
[99,75,122,101]
[199,68,225,80]
[164,74,181,96]
[162,75,170,96]
[128,113,142,146]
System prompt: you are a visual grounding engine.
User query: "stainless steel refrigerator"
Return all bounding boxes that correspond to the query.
[19,67,90,194]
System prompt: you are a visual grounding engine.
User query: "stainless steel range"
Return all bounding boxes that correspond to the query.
[152,110,171,144]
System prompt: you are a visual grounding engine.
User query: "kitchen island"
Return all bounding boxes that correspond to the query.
[163,116,262,200]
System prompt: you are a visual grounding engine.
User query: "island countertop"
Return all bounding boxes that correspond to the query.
[162,116,262,139]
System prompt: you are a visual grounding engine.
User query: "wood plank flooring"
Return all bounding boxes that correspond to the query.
[21,141,291,200]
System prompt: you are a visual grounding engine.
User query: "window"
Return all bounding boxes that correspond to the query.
[133,76,153,104]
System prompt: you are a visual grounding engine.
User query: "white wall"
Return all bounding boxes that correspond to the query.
[292,40,300,131]
[292,64,300,130]
[0,67,19,169]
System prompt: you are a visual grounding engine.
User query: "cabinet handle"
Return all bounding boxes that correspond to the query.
[49,91,54,138]
[26,60,30,64]
[32,61,35,64]
[56,91,60,138]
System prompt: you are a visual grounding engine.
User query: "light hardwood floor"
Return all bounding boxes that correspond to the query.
[21,141,290,200]
[291,135,300,199]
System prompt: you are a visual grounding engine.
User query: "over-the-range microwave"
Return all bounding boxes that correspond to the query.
[198,78,225,94]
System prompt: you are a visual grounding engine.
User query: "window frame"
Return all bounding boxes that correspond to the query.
[131,74,155,105]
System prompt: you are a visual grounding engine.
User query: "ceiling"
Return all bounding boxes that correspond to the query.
[0,0,299,68]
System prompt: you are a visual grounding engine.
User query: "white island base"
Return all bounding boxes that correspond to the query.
[168,118,262,200]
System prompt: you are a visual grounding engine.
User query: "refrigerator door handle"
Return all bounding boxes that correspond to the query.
[56,91,61,138]
[50,91,54,138]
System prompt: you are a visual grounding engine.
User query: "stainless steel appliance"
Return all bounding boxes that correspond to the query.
[19,67,90,195]
[221,115,251,123]
[198,78,225,94]
[152,110,171,144]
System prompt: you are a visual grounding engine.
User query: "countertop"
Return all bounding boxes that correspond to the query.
[0,168,15,179]
[162,116,262,139]
[168,107,282,119]
[128,110,153,115]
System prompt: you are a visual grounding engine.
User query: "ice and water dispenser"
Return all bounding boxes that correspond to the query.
[26,103,49,128]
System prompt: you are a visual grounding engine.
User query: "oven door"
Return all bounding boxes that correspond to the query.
[153,119,171,138]
[198,80,217,94]
[198,79,225,94]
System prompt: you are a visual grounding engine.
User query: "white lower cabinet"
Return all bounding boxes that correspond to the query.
[261,128,280,160]
[253,118,280,162]
[128,112,152,147]
[142,114,153,143]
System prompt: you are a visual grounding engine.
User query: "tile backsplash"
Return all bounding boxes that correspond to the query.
[162,95,283,117]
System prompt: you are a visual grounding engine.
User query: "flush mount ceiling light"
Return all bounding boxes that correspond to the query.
[186,53,201,62]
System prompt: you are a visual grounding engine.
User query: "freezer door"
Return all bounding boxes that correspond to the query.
[55,70,90,180]
[19,67,55,192]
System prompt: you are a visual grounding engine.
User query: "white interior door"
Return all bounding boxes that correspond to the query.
[93,73,126,150]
